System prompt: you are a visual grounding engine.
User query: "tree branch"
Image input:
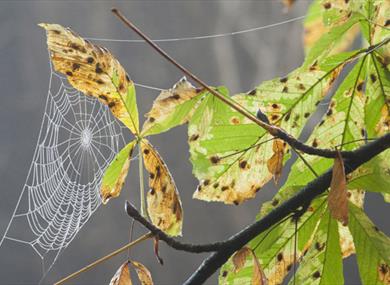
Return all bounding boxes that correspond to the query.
[183,133,390,285]
[124,134,390,284]
[125,202,225,253]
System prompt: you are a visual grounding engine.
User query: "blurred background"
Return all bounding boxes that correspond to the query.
[0,1,388,284]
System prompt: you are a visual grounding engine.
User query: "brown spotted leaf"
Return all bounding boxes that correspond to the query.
[267,139,285,184]
[101,141,136,204]
[329,150,348,226]
[141,139,183,236]
[130,261,153,285]
[110,262,132,285]
[141,77,204,136]
[39,23,139,134]
[189,64,340,204]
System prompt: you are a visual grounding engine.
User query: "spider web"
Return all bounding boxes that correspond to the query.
[0,11,315,280]
[0,61,127,275]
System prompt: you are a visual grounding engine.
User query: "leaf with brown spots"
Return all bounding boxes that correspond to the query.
[39,23,139,134]
[141,139,183,236]
[101,141,136,204]
[267,139,285,184]
[110,261,132,285]
[189,64,340,204]
[328,150,348,226]
[141,77,204,136]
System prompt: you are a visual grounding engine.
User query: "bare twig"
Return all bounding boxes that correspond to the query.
[54,233,153,285]
[111,8,389,160]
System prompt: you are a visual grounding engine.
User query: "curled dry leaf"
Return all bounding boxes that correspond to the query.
[232,247,251,273]
[130,261,154,285]
[153,236,164,265]
[141,139,183,236]
[328,150,348,226]
[282,0,296,11]
[142,77,202,136]
[39,23,139,134]
[251,250,268,285]
[110,261,132,285]
[267,139,285,184]
[100,141,136,204]
[231,247,268,285]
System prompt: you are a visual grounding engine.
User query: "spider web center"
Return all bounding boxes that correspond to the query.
[80,128,92,148]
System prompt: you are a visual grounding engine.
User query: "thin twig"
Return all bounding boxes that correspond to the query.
[54,233,153,285]
[111,8,389,160]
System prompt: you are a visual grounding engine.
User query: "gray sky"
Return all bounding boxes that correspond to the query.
[0,1,388,284]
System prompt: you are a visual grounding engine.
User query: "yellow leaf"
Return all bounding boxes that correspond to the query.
[130,261,153,285]
[39,23,139,134]
[110,262,132,285]
[328,150,348,226]
[232,247,251,273]
[141,139,183,236]
[267,139,285,184]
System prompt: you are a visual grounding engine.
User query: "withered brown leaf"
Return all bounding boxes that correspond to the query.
[231,247,268,285]
[130,261,153,285]
[329,150,348,226]
[232,247,251,273]
[110,261,132,285]
[267,139,285,184]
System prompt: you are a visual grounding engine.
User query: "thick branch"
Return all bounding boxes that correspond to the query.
[183,133,390,285]
[125,202,225,252]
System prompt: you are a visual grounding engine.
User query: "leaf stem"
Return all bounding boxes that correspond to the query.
[54,233,153,285]
[138,144,147,217]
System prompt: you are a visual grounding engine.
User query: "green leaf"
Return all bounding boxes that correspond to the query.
[100,140,136,204]
[291,210,344,285]
[141,78,204,136]
[349,203,390,285]
[219,198,327,285]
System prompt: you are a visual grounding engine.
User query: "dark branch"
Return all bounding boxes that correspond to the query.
[125,202,225,253]
[183,133,390,285]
